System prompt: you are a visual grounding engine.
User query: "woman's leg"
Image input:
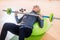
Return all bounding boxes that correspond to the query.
[19,26,32,40]
[24,27,32,38]
[19,26,25,40]
[0,23,19,40]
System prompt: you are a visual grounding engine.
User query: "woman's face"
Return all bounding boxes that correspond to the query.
[33,6,40,13]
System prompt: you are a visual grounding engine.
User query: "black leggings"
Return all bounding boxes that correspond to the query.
[0,23,32,40]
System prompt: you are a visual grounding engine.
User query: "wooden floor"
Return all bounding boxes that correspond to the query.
[0,0,60,40]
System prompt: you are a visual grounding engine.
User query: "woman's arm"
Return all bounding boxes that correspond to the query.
[15,16,23,24]
[15,11,23,24]
[37,15,44,28]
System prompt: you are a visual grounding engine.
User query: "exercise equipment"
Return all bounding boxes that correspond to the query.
[10,18,52,40]
[3,8,60,22]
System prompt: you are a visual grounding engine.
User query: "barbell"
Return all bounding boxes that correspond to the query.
[2,8,60,22]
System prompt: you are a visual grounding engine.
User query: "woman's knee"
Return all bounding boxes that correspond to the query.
[3,23,14,27]
[3,23,10,29]
[3,23,8,26]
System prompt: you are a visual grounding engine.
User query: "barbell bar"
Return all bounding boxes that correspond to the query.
[2,8,60,22]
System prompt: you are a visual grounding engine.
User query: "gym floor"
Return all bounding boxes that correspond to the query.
[0,0,60,40]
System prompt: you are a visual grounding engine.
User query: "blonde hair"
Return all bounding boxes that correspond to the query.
[33,5,40,9]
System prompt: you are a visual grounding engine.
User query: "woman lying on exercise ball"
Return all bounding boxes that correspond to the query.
[0,5,44,40]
